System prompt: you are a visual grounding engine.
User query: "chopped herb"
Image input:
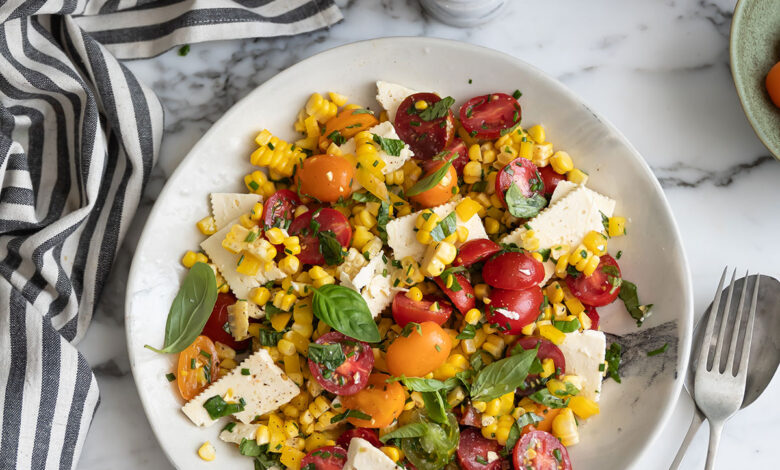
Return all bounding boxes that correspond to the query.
[512,90,522,99]
[400,322,423,337]
[468,78,473,84]
[605,342,622,383]
[405,153,456,197]
[345,123,363,129]
[553,448,562,461]
[203,395,246,419]
[372,134,405,156]
[376,201,390,243]
[616,250,623,259]
[222,422,236,432]
[647,343,669,356]
[504,183,547,218]
[528,389,569,409]
[600,211,610,235]
[351,108,374,115]
[248,180,260,191]
[241,368,251,376]
[330,409,372,424]
[618,279,652,326]
[456,323,477,340]
[244,231,258,243]
[257,328,283,346]
[475,456,488,465]
[418,96,455,121]
[327,130,346,145]
[165,373,176,382]
[199,350,212,360]
[317,230,346,265]
[308,343,346,372]
[435,344,441,352]
[538,248,551,262]
[409,121,421,127]
[430,212,458,242]
[178,44,190,56]
[190,358,196,369]
[553,318,581,333]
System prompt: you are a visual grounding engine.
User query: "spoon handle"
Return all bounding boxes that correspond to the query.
[668,405,705,470]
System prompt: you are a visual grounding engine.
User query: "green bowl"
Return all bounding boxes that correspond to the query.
[730,0,780,160]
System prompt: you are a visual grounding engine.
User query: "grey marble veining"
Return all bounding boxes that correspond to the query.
[76,1,780,469]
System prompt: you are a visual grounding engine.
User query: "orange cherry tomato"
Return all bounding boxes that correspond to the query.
[522,404,561,433]
[176,335,219,400]
[320,108,380,148]
[410,162,457,208]
[386,321,452,377]
[339,373,405,428]
[767,61,780,108]
[295,154,354,202]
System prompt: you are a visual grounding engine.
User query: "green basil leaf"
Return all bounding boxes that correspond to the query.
[505,412,544,452]
[400,413,460,469]
[618,279,652,326]
[145,262,217,354]
[553,318,581,333]
[456,323,477,340]
[376,201,390,243]
[405,155,455,197]
[528,389,570,409]
[422,391,448,424]
[317,230,346,266]
[239,438,264,457]
[430,211,457,242]
[257,328,283,346]
[202,395,246,419]
[351,108,374,115]
[505,183,547,219]
[379,422,429,443]
[647,342,669,356]
[605,342,622,383]
[418,96,455,121]
[312,284,381,342]
[470,347,537,402]
[351,192,381,203]
[307,343,346,371]
[439,266,467,293]
[390,376,449,392]
[372,134,405,156]
[330,409,372,423]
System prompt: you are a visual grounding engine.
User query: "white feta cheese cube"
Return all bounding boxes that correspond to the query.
[218,423,259,445]
[343,437,400,470]
[339,121,414,175]
[210,193,262,231]
[339,253,396,318]
[557,330,607,402]
[376,81,418,122]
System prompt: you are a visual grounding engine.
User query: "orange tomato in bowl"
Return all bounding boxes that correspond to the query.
[385,321,452,377]
[176,335,219,400]
[410,162,457,208]
[320,108,380,148]
[339,373,405,428]
[767,61,780,108]
[295,154,354,202]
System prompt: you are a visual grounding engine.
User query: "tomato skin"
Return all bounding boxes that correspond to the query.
[263,189,300,231]
[176,336,219,401]
[767,61,780,107]
[459,93,522,139]
[495,157,543,209]
[201,292,250,350]
[434,274,475,314]
[453,239,502,267]
[482,252,545,291]
[409,162,457,208]
[340,373,405,428]
[512,430,572,470]
[486,287,544,334]
[295,154,354,203]
[538,165,566,196]
[300,445,348,470]
[585,306,600,330]
[336,428,382,449]
[440,138,469,176]
[288,208,352,265]
[394,92,455,159]
[308,332,374,396]
[457,402,483,427]
[566,254,621,307]
[508,337,566,394]
[457,428,505,470]
[386,321,452,377]
[392,293,453,326]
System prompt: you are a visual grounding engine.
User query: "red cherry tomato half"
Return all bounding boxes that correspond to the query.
[392,293,453,327]
[300,445,348,470]
[288,208,352,266]
[262,189,300,231]
[308,332,374,396]
[394,92,455,159]
[566,254,622,307]
[201,292,250,350]
[336,428,382,450]
[513,430,572,470]
[538,165,566,196]
[482,251,545,291]
[453,239,502,267]
[486,287,544,334]
[585,306,600,330]
[443,138,469,176]
[508,337,566,394]
[459,93,522,139]
[433,273,475,314]
[457,427,506,470]
[495,157,543,209]
[457,402,483,427]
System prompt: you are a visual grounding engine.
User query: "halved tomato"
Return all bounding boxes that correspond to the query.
[308,332,374,396]
[538,165,565,196]
[508,337,566,394]
[392,293,453,326]
[495,157,543,209]
[459,93,522,139]
[295,154,354,203]
[394,93,455,159]
[585,306,600,330]
[453,239,501,267]
[486,287,544,334]
[512,430,572,470]
[201,292,249,350]
[566,254,621,307]
[300,445,348,470]
[176,336,219,401]
[336,428,382,449]
[288,208,352,265]
[481,251,545,291]
[263,189,300,231]
[434,273,475,314]
[457,428,505,470]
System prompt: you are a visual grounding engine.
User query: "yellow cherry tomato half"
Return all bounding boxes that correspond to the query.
[386,321,452,377]
[339,373,405,428]
[177,335,219,401]
[410,162,457,208]
[295,154,354,202]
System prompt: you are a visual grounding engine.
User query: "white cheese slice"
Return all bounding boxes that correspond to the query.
[386,198,488,262]
[500,185,615,253]
[557,330,606,402]
[339,121,414,175]
[219,423,259,445]
[340,253,395,318]
[343,437,401,470]
[200,219,286,299]
[549,180,578,205]
[210,193,262,231]
[182,349,299,427]
[376,80,418,122]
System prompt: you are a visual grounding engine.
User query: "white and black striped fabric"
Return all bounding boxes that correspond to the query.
[0,1,341,468]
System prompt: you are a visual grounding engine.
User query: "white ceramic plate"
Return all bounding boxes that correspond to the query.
[126,37,693,469]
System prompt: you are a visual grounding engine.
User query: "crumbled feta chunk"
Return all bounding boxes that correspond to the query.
[343,437,400,470]
[339,121,414,175]
[376,81,418,122]
[340,252,396,318]
[557,330,607,402]
[210,193,262,231]
[219,423,259,445]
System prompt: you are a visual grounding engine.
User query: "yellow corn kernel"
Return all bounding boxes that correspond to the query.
[482,335,505,359]
[251,131,306,177]
[468,143,482,162]
[546,282,564,304]
[463,161,483,184]
[305,93,338,123]
[567,168,588,185]
[308,266,328,280]
[310,396,330,417]
[414,99,429,110]
[521,230,540,251]
[181,251,198,268]
[354,209,377,229]
[464,308,482,325]
[406,287,423,302]
[283,420,299,439]
[249,286,271,306]
[582,254,600,277]
[381,446,403,463]
[386,169,404,185]
[564,296,586,316]
[305,433,334,452]
[194,253,208,265]
[238,213,254,229]
[282,236,301,255]
[484,217,500,235]
[279,255,301,275]
[552,408,580,446]
[328,91,348,107]
[538,323,566,345]
[277,339,296,356]
[420,241,457,277]
[609,216,626,237]
[196,216,217,236]
[474,283,490,301]
[530,252,543,263]
[347,226,370,250]
[555,253,570,277]
[583,231,607,256]
[527,125,545,143]
[472,401,488,413]
[236,252,261,276]
[532,142,554,167]
[255,424,270,445]
[280,446,306,470]
[488,194,503,209]
[568,244,588,266]
[549,151,574,174]
[266,227,286,245]
[197,441,216,461]
[568,396,600,419]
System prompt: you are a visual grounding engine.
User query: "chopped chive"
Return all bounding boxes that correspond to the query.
[647,343,669,356]
[165,373,176,382]
[241,368,251,376]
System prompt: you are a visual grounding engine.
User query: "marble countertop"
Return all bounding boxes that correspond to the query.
[76,0,780,469]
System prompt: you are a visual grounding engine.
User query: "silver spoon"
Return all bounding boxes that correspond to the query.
[669,274,780,469]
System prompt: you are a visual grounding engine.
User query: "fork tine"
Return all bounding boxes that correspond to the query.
[736,275,760,377]
[725,271,749,373]
[712,269,737,371]
[697,267,728,371]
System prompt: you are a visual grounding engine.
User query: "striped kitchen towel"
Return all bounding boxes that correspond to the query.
[0,1,342,469]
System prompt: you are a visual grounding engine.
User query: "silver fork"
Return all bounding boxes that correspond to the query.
[693,267,759,470]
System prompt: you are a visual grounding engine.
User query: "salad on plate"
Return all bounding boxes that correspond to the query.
[146,81,651,470]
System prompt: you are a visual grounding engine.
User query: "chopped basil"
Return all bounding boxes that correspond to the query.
[241,368,251,376]
[352,191,381,203]
[475,455,488,465]
[504,183,547,218]
[178,44,190,56]
[538,248,551,262]
[257,328,283,346]
[605,342,622,383]
[430,212,458,242]
[330,409,372,423]
[405,154,456,197]
[222,422,236,432]
[351,108,374,115]
[553,318,581,333]
[317,230,346,265]
[327,130,346,145]
[199,350,212,360]
[165,373,176,382]
[372,134,405,156]
[471,180,487,192]
[439,266,466,293]
[456,323,477,340]
[553,448,563,461]
[244,231,258,243]
[618,279,652,326]
[203,395,246,419]
[647,343,669,356]
[418,96,455,121]
[400,322,423,337]
[600,211,610,235]
[616,250,623,259]
[528,389,569,409]
[376,201,390,243]
[307,343,346,372]
[512,90,522,99]
[505,412,543,451]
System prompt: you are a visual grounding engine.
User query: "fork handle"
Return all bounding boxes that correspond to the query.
[705,420,724,470]
[669,406,705,470]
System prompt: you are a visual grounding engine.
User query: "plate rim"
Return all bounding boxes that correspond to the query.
[124,36,694,469]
